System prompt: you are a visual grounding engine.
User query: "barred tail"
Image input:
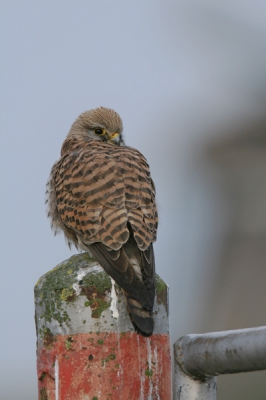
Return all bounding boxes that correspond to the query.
[123,291,154,336]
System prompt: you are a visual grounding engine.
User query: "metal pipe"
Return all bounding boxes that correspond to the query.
[174,326,266,381]
[174,364,217,400]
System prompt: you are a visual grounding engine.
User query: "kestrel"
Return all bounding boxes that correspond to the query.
[46,107,158,335]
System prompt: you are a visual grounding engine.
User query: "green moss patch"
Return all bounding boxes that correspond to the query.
[155,274,168,313]
[145,368,153,377]
[34,253,111,332]
[40,387,48,400]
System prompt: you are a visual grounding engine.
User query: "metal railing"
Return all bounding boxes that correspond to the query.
[174,326,266,399]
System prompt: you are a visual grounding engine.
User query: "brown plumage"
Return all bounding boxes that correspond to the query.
[46,107,158,335]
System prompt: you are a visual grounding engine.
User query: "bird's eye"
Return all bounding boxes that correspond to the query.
[94,128,104,135]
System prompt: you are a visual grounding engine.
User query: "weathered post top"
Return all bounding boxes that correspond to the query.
[35,253,172,400]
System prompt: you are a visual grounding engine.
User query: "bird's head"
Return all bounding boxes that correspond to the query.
[67,107,124,146]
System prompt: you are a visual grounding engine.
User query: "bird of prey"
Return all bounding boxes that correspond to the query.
[46,107,158,335]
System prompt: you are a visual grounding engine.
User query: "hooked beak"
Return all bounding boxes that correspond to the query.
[107,132,121,146]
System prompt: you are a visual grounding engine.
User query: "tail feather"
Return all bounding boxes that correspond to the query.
[124,292,154,336]
[87,234,155,336]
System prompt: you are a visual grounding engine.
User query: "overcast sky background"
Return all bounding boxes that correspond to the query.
[1,1,266,399]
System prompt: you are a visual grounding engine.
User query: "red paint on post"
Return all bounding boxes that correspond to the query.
[37,332,171,399]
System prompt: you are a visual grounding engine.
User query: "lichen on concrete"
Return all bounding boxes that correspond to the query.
[40,387,48,400]
[39,327,56,348]
[155,274,169,314]
[35,253,112,335]
[60,288,75,301]
[82,269,112,293]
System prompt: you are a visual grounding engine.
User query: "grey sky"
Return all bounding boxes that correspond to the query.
[1,1,266,398]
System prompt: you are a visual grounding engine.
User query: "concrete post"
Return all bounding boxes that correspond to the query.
[35,253,172,400]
